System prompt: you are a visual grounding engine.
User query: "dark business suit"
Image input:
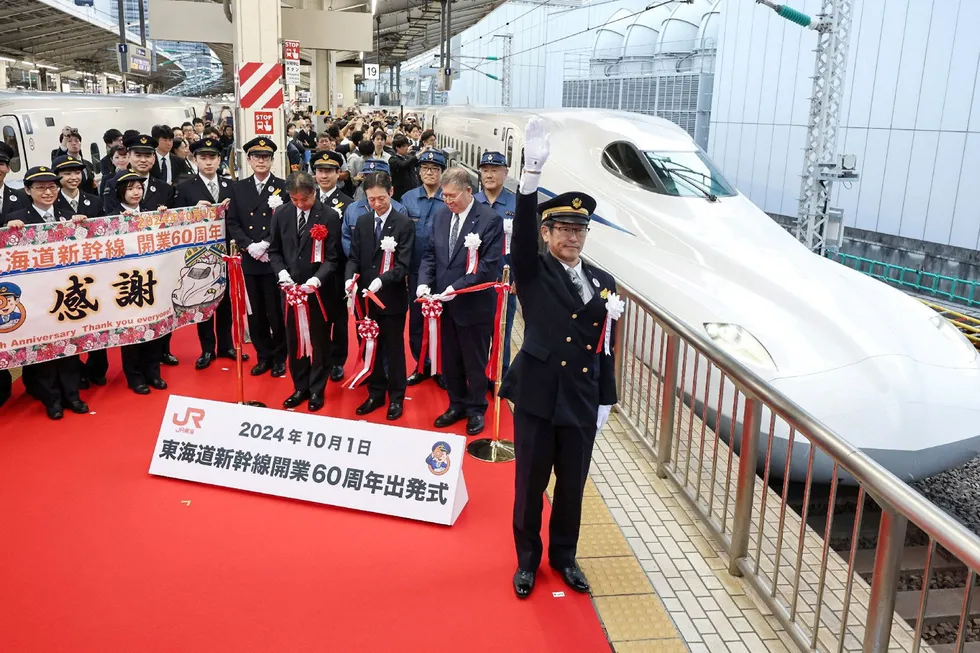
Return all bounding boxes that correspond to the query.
[225,174,288,367]
[175,174,236,357]
[500,190,618,573]
[345,208,414,403]
[268,201,341,395]
[0,184,27,224]
[151,152,187,186]
[319,187,354,370]
[418,200,503,416]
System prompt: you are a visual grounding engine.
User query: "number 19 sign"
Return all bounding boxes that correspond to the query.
[150,396,468,525]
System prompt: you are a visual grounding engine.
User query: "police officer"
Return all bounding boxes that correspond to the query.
[225,137,288,378]
[401,149,445,387]
[311,150,354,382]
[0,142,27,224]
[341,160,406,257]
[475,150,518,381]
[500,118,617,599]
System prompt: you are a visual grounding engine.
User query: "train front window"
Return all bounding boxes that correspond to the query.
[2,125,21,172]
[643,151,736,198]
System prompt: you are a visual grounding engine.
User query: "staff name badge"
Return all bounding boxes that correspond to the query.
[150,396,469,525]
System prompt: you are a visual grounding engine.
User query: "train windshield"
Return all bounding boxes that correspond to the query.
[643,151,736,198]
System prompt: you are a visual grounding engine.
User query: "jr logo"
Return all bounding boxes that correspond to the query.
[172,408,206,429]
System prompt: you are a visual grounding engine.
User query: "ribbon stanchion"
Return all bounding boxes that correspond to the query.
[417,298,443,375]
[223,243,265,407]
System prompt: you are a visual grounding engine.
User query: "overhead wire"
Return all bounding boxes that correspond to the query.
[457,0,558,50]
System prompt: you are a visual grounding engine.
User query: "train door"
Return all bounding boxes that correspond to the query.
[0,115,26,187]
[502,126,524,180]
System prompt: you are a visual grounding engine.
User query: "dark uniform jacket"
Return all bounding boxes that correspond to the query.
[499,191,618,428]
[225,174,286,275]
[345,208,414,316]
[6,203,74,225]
[268,200,342,287]
[174,174,232,208]
[0,184,28,224]
[102,174,174,215]
[418,201,504,327]
[388,152,420,201]
[55,190,102,219]
[319,187,353,272]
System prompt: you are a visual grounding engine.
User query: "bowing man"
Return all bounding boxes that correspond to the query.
[344,171,414,421]
[417,167,503,436]
[267,172,341,413]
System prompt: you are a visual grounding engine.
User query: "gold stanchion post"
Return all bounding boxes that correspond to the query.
[467,265,516,463]
[229,242,265,407]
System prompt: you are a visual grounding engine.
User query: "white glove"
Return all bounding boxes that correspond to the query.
[502,218,514,235]
[523,116,550,172]
[416,284,431,298]
[304,277,321,289]
[277,270,294,285]
[596,405,612,433]
[246,242,265,258]
[437,285,456,302]
[345,278,357,294]
[257,252,270,263]
[367,277,382,294]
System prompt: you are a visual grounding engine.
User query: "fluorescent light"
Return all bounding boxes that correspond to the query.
[370,0,376,14]
[360,51,364,60]
[37,64,59,70]
[0,57,14,63]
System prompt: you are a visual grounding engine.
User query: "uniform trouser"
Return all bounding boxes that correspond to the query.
[442,316,492,416]
[284,288,329,395]
[366,312,407,404]
[81,349,109,379]
[408,272,426,370]
[324,282,349,368]
[0,369,10,407]
[121,340,163,388]
[501,292,518,374]
[28,355,82,408]
[197,291,234,355]
[160,332,173,355]
[244,273,286,365]
[512,406,597,572]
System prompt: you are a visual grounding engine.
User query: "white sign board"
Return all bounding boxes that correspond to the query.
[283,40,301,86]
[149,396,469,525]
[363,63,379,80]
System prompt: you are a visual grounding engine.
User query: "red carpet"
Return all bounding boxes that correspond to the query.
[0,327,610,652]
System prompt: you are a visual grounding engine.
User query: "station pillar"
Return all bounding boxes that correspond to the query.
[232,0,286,177]
[0,61,7,90]
[312,50,335,118]
[98,73,109,94]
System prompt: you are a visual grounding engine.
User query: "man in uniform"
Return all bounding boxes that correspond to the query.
[174,137,247,370]
[501,117,617,599]
[0,142,28,224]
[267,172,341,412]
[225,137,288,379]
[311,150,354,382]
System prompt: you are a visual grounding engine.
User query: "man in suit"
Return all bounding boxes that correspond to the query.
[501,117,618,600]
[174,137,248,370]
[345,171,414,421]
[100,129,124,177]
[0,143,27,224]
[50,129,98,195]
[312,150,354,382]
[150,125,186,186]
[341,159,406,256]
[225,137,288,379]
[417,167,504,436]
[268,172,342,412]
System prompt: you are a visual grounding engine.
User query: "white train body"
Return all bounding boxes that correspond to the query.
[428,106,980,482]
[0,92,206,188]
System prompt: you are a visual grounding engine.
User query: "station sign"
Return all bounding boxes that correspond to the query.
[363,63,379,80]
[254,110,274,136]
[284,39,300,86]
[129,46,152,76]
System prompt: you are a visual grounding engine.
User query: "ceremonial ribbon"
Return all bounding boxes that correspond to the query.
[347,273,361,318]
[417,298,443,375]
[380,235,396,274]
[597,292,625,356]
[346,318,380,389]
[463,232,481,275]
[310,224,328,263]
[221,252,251,316]
[282,283,329,359]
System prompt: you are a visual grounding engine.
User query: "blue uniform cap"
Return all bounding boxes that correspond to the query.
[432,441,451,454]
[480,151,507,167]
[0,282,22,298]
[362,159,391,175]
[418,149,446,168]
[0,142,14,164]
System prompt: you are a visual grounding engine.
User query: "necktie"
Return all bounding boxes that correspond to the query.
[449,214,460,254]
[567,268,590,304]
[208,180,218,202]
[69,197,78,212]
[375,216,383,243]
[160,156,168,182]
[42,211,54,223]
[298,210,307,232]
[257,181,265,194]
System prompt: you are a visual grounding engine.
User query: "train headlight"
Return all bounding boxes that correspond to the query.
[703,323,776,370]
[929,314,978,362]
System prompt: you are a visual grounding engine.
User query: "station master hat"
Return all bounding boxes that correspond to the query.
[538,191,597,226]
[362,159,390,175]
[418,149,447,168]
[479,151,507,167]
[0,142,15,165]
[124,133,158,153]
[190,138,223,156]
[23,166,61,187]
[243,137,277,156]
[311,150,344,169]
[0,282,22,299]
[53,155,86,172]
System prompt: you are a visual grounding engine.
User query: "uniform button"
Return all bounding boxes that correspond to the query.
[249,226,253,230]
[587,345,592,351]
[561,361,566,366]
[565,337,571,342]
[572,313,577,319]
[593,322,599,327]
[250,212,254,216]
[582,367,588,373]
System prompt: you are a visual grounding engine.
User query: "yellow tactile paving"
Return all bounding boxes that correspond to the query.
[595,594,682,642]
[613,639,690,653]
[579,555,652,596]
[577,523,636,558]
[581,494,617,525]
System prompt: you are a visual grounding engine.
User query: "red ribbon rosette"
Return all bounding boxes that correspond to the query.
[346,318,381,389]
[310,223,328,263]
[284,285,314,359]
[417,298,444,375]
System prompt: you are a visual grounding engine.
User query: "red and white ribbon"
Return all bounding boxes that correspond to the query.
[463,232,481,274]
[380,235,397,274]
[285,285,314,359]
[346,318,380,389]
[221,252,251,316]
[597,292,625,356]
[310,224,328,263]
[417,298,444,375]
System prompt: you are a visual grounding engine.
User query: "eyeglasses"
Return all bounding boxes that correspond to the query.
[442,190,467,203]
[553,225,589,238]
[33,185,59,194]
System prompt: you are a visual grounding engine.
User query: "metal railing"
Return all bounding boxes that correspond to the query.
[597,252,980,653]
[831,251,980,308]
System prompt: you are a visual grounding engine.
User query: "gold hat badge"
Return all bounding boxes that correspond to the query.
[140,137,148,144]
[572,198,582,210]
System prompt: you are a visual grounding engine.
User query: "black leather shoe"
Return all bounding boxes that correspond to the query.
[406,371,430,386]
[46,403,64,420]
[195,352,215,370]
[328,365,345,382]
[466,414,485,436]
[552,563,590,593]
[90,375,107,386]
[434,408,465,428]
[79,377,91,390]
[67,398,89,414]
[283,390,309,409]
[131,384,151,395]
[250,360,272,376]
[161,353,179,366]
[218,349,249,361]
[356,396,385,416]
[434,374,447,390]
[386,402,403,420]
[308,393,324,412]
[513,569,535,599]
[271,363,287,378]
[149,378,168,390]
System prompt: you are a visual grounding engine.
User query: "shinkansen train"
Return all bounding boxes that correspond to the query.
[0,92,206,187]
[424,105,980,482]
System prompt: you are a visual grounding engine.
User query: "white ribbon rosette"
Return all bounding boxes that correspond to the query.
[380,235,397,274]
[267,194,284,210]
[464,232,481,274]
[598,292,625,356]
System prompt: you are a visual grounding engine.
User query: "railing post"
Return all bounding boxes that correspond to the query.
[656,333,680,478]
[863,507,908,653]
[729,395,762,575]
[613,301,628,402]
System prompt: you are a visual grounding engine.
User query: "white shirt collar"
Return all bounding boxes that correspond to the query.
[320,186,336,199]
[33,204,56,219]
[559,258,584,276]
[122,203,140,213]
[454,198,474,222]
[254,174,270,191]
[61,189,80,202]
[200,172,218,185]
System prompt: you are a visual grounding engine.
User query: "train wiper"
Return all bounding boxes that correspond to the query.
[662,167,719,202]
[646,155,719,202]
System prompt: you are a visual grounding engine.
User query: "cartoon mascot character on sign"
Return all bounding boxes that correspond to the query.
[0,283,26,334]
[172,246,226,313]
[426,441,452,476]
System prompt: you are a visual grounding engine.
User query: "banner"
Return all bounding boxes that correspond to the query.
[149,396,469,525]
[0,206,228,369]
